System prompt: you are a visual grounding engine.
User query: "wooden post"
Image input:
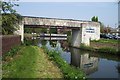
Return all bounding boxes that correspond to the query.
[50,26,51,41]
[32,28,34,37]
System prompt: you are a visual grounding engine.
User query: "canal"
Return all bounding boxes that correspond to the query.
[25,37,120,79]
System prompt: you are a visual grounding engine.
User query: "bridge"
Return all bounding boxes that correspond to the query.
[16,16,100,47]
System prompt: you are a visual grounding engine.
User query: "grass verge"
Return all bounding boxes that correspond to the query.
[2,46,63,78]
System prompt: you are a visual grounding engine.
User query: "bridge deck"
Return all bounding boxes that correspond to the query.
[23,16,99,28]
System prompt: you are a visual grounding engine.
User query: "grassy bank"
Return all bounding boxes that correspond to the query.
[91,39,118,49]
[68,36,119,55]
[42,46,85,79]
[68,38,119,55]
[80,43,119,55]
[2,46,63,78]
[91,38,118,44]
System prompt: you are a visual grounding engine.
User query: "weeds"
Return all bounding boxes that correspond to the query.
[2,45,21,61]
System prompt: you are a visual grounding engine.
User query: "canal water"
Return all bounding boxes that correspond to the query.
[25,37,120,79]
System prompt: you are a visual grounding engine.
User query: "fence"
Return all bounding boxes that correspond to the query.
[0,35,21,56]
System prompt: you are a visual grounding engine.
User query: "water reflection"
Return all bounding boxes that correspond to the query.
[46,41,53,50]
[70,48,99,75]
[60,51,71,64]
[55,41,63,53]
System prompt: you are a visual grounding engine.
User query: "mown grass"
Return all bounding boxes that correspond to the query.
[42,46,86,80]
[2,46,63,78]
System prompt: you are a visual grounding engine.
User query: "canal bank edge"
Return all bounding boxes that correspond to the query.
[78,44,120,55]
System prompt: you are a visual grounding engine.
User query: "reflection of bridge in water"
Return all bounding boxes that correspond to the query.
[70,48,99,75]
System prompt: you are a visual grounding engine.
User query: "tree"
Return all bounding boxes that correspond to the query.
[100,22,105,33]
[100,22,112,34]
[91,16,96,22]
[1,0,22,35]
[96,16,98,22]
[91,16,98,22]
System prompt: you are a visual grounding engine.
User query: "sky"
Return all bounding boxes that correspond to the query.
[118,2,120,25]
[13,2,118,28]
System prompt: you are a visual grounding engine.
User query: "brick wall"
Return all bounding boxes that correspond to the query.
[0,35,21,56]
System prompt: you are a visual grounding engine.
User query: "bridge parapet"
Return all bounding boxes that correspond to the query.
[23,16,99,28]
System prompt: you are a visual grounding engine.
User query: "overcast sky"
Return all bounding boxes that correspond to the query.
[13,1,118,28]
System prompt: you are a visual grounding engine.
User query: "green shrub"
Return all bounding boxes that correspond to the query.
[118,50,120,55]
[42,46,85,79]
[23,40,32,46]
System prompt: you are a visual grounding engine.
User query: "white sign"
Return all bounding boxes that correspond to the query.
[86,28,95,33]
